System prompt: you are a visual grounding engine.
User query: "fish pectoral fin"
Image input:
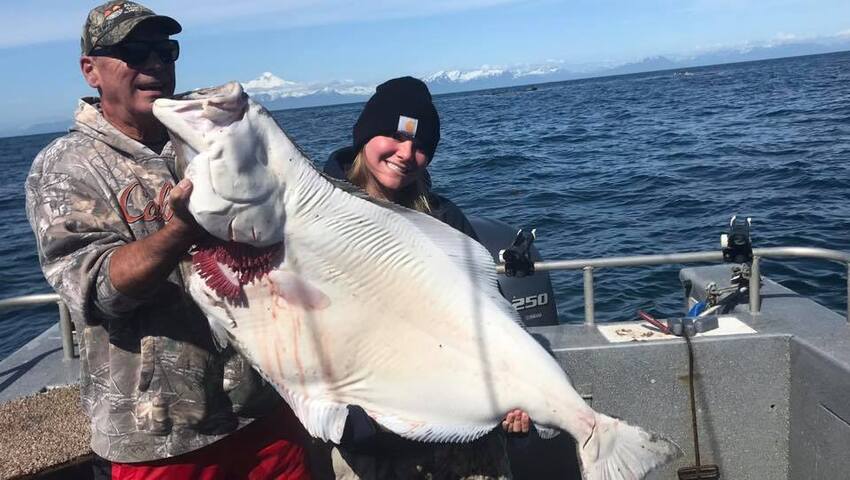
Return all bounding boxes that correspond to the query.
[268,270,331,310]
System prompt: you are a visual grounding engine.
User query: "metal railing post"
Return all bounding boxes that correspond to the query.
[749,256,761,315]
[583,266,595,326]
[492,246,850,323]
[57,301,74,360]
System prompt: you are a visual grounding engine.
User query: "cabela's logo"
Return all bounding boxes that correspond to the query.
[103,4,124,18]
[118,180,174,223]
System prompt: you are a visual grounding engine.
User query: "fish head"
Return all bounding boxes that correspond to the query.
[152,81,287,247]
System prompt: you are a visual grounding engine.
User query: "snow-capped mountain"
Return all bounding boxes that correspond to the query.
[242,64,571,110]
[421,64,566,93]
[424,66,507,84]
[424,64,561,83]
[242,72,374,110]
[238,33,850,113]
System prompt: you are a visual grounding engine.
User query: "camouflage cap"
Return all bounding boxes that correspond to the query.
[81,1,181,55]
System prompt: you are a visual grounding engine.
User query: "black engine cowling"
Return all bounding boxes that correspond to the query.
[469,217,559,326]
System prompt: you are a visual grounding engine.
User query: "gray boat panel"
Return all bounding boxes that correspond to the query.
[789,340,850,479]
[535,326,790,479]
[0,323,79,404]
[519,264,850,479]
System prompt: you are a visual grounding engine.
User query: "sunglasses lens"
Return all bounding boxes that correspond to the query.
[164,41,180,63]
[118,40,179,66]
[118,44,151,65]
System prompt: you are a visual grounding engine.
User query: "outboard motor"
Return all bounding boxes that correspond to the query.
[470,217,578,478]
[469,217,559,326]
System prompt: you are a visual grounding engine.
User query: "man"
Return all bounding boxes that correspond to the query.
[25,2,311,478]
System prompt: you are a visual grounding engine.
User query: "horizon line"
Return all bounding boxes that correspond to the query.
[3,48,849,140]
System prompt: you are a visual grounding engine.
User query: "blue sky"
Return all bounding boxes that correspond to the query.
[2,0,849,133]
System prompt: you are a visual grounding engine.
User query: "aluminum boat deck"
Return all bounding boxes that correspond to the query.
[3,259,850,479]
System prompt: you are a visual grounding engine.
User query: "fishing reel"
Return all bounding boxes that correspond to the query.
[720,215,752,264]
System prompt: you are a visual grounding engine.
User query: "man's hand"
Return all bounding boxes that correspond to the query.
[502,409,531,434]
[165,178,202,245]
[109,178,205,297]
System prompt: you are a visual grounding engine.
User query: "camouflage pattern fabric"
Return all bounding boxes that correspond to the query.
[81,1,181,55]
[25,98,281,463]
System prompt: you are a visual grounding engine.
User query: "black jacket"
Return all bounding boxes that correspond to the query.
[324,146,480,453]
[324,146,479,241]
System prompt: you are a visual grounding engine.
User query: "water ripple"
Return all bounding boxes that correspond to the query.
[2,52,850,357]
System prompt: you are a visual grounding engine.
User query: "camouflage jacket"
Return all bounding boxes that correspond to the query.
[25,99,281,463]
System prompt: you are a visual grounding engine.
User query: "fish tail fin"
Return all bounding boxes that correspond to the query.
[578,413,680,480]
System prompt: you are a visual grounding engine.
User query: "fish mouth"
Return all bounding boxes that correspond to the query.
[192,238,282,304]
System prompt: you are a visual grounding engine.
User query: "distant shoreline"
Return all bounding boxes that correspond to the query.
[4,48,849,140]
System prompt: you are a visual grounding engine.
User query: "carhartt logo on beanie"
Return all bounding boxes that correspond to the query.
[353,76,440,159]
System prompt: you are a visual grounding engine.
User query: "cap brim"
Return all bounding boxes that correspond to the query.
[97,15,182,48]
[137,15,182,35]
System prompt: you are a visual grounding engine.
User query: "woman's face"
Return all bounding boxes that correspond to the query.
[362,134,430,193]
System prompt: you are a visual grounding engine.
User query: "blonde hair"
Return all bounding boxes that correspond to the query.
[348,150,432,213]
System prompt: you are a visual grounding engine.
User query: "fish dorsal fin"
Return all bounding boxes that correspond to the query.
[373,413,498,444]
[318,172,398,210]
[319,173,520,323]
[536,425,561,439]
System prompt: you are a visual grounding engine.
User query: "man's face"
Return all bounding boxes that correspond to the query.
[83,22,177,126]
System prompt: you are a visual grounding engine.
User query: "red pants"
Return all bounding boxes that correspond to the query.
[102,408,312,480]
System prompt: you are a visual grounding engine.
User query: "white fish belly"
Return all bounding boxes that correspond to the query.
[163,82,679,478]
[194,186,593,443]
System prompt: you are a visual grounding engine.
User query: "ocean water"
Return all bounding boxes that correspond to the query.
[2,51,849,359]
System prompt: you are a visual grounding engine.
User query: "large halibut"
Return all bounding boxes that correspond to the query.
[153,82,679,480]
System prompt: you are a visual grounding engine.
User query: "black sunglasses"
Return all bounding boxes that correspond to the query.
[90,39,180,67]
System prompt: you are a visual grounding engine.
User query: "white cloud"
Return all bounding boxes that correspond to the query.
[763,32,808,47]
[687,30,850,57]
[0,0,523,49]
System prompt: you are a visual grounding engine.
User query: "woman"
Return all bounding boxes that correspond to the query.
[319,76,530,479]
[324,76,478,241]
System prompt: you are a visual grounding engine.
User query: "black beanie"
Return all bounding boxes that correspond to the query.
[353,76,440,159]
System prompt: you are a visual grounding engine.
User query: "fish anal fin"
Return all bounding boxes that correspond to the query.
[370,413,498,444]
[269,270,331,310]
[536,425,561,439]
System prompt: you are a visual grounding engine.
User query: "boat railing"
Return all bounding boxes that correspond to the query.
[495,246,850,326]
[0,293,74,360]
[2,247,848,362]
